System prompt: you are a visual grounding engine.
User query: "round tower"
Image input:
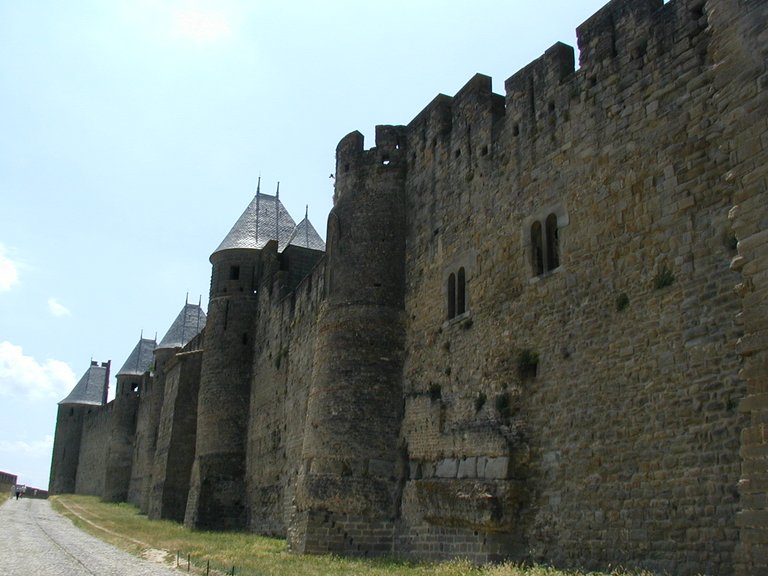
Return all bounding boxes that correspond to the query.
[186,188,295,530]
[294,126,408,554]
[49,361,110,494]
[127,303,205,512]
[103,336,155,502]
[49,403,88,494]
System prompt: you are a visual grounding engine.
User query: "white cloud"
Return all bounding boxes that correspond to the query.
[48,298,72,317]
[0,243,19,292]
[0,342,76,400]
[0,435,53,454]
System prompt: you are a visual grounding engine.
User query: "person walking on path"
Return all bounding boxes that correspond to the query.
[0,497,179,576]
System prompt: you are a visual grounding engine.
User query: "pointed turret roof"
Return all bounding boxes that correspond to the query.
[59,361,109,406]
[213,189,297,256]
[287,210,326,251]
[116,337,156,377]
[157,303,207,351]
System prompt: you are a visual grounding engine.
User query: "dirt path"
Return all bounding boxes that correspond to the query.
[0,497,180,576]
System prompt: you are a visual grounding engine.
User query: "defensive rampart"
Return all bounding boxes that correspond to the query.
[75,403,113,496]
[47,0,767,573]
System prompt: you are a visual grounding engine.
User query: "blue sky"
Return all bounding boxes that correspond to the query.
[0,0,608,490]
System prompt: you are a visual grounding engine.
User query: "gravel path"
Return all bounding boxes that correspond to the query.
[0,497,180,576]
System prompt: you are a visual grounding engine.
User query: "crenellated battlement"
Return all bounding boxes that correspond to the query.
[504,42,575,140]
[334,125,407,206]
[49,0,768,572]
[341,0,709,163]
[577,0,663,68]
[335,125,407,169]
[410,93,453,140]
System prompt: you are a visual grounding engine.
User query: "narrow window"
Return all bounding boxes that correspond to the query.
[531,221,544,276]
[447,273,456,319]
[545,214,559,271]
[457,267,466,315]
[229,265,240,280]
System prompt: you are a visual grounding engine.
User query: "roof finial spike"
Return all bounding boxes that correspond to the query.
[256,175,261,196]
[185,292,189,305]
[134,333,142,371]
[305,204,309,220]
[275,182,280,246]
[181,299,189,348]
[255,190,260,243]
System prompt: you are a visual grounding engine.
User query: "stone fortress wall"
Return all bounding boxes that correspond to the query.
[48,0,767,574]
[75,403,112,497]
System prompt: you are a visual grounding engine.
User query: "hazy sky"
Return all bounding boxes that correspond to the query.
[0,0,609,489]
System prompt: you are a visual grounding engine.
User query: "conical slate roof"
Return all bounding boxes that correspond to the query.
[287,214,326,251]
[213,191,297,256]
[59,361,109,406]
[116,337,156,377]
[157,303,206,351]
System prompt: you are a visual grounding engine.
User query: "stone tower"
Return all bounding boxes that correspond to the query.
[186,185,296,530]
[147,326,204,523]
[49,360,110,494]
[102,336,155,502]
[128,303,205,511]
[293,126,408,554]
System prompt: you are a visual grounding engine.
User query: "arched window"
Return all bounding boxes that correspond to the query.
[446,267,469,320]
[531,221,544,276]
[545,213,559,271]
[530,212,562,277]
[457,267,466,315]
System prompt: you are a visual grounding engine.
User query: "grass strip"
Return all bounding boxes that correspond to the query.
[51,495,652,576]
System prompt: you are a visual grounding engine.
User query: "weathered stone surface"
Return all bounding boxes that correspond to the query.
[483,457,510,480]
[435,459,458,479]
[457,457,477,479]
[49,1,768,574]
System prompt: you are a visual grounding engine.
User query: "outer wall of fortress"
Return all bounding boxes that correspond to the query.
[49,1,768,574]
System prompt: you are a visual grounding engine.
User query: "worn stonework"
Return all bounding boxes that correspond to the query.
[148,334,203,522]
[49,1,766,574]
[717,1,768,574]
[128,356,168,512]
[74,406,111,496]
[102,388,139,502]
[49,361,111,495]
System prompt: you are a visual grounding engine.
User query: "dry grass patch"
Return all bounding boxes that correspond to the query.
[51,495,652,576]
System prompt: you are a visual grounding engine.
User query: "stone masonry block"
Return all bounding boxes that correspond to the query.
[369,458,394,479]
[457,457,477,479]
[483,457,510,479]
[740,393,768,413]
[435,459,459,478]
